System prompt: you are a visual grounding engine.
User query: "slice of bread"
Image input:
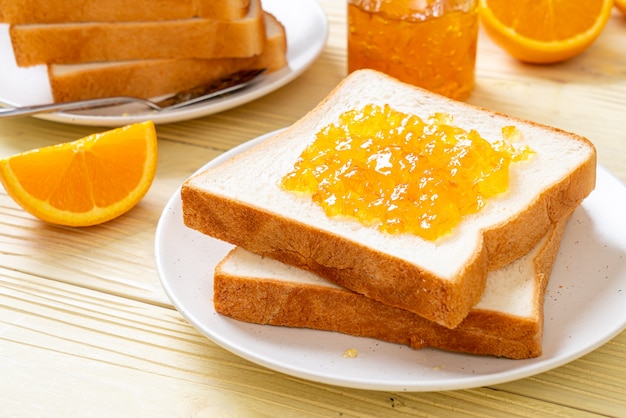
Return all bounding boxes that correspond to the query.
[214,216,570,359]
[47,13,286,102]
[181,69,596,328]
[9,0,264,67]
[0,0,250,23]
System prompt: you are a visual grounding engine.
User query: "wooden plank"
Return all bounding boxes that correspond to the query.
[1,270,608,417]
[0,1,624,416]
[492,334,626,418]
[0,139,221,307]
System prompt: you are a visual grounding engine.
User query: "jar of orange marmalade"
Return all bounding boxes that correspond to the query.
[347,0,478,101]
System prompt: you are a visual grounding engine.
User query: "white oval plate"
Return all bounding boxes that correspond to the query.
[0,0,328,126]
[155,131,626,392]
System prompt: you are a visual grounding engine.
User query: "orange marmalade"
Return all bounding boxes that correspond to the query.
[281,104,532,241]
[347,0,478,101]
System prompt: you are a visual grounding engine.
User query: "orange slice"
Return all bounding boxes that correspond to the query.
[0,121,158,226]
[616,0,626,16]
[479,0,614,63]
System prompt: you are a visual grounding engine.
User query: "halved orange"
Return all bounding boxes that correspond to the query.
[0,121,158,226]
[479,0,614,63]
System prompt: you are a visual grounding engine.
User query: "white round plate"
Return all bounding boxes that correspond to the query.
[0,0,328,126]
[155,131,626,392]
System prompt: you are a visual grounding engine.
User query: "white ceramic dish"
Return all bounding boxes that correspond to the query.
[155,131,626,392]
[0,0,328,126]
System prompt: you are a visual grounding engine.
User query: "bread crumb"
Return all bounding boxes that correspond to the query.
[342,348,358,358]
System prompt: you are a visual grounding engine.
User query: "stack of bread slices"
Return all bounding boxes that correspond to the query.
[0,0,287,103]
[180,69,597,360]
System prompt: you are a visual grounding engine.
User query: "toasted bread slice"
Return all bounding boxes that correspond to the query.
[46,13,286,102]
[182,69,596,328]
[0,0,250,23]
[9,0,264,67]
[214,216,570,359]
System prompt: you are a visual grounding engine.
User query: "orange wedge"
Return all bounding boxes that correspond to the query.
[479,0,614,63]
[0,121,158,227]
[616,0,626,16]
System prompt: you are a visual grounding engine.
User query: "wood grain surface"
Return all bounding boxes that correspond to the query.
[1,2,625,416]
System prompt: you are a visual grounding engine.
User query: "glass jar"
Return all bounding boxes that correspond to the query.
[347,0,478,101]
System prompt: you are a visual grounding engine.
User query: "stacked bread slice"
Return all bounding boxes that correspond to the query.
[1,0,287,103]
[181,69,597,359]
[0,0,251,23]
[213,217,569,359]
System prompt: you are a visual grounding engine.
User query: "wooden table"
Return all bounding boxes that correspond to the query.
[1,2,625,416]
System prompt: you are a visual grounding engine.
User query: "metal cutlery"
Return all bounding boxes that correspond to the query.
[0,68,266,118]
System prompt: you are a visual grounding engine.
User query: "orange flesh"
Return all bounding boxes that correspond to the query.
[281,104,531,241]
[484,0,604,41]
[7,125,149,213]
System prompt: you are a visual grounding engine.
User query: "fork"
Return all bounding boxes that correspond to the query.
[0,68,266,118]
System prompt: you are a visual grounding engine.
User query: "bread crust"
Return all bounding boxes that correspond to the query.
[0,0,250,23]
[47,13,286,102]
[409,214,568,357]
[182,151,593,329]
[481,154,596,269]
[184,186,487,328]
[10,0,264,66]
[213,215,569,359]
[182,69,596,329]
[214,275,540,358]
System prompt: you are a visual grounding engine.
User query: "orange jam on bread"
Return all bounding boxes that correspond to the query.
[281,104,531,240]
